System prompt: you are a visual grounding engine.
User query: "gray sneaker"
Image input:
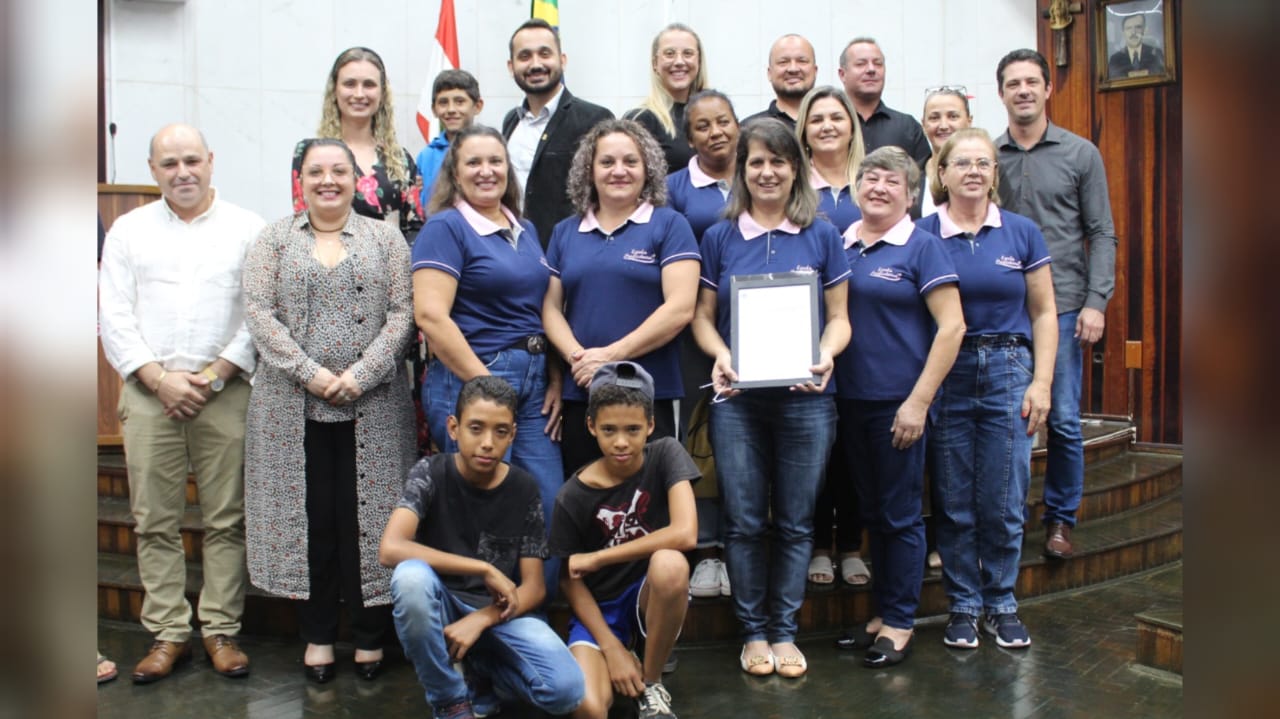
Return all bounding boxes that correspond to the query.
[638,682,676,719]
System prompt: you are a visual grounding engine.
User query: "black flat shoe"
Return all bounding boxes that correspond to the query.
[304,663,335,683]
[863,636,912,668]
[354,659,383,681]
[835,624,877,651]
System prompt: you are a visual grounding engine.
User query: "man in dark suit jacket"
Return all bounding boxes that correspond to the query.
[1108,14,1165,78]
[502,19,613,248]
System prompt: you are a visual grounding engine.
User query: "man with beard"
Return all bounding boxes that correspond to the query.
[744,34,817,129]
[838,37,931,217]
[503,18,613,248]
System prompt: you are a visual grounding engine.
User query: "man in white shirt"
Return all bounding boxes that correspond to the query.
[501,18,613,247]
[99,124,265,684]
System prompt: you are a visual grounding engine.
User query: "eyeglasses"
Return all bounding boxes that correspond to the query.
[945,158,996,172]
[925,85,968,96]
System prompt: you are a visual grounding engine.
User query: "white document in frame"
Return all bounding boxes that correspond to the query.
[735,283,814,383]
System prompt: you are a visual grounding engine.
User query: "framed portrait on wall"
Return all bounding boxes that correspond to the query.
[1097,0,1177,90]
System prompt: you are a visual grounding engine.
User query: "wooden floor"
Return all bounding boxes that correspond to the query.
[96,563,1184,718]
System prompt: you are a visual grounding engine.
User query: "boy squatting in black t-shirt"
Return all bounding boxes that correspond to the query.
[378,376,584,719]
[549,362,700,719]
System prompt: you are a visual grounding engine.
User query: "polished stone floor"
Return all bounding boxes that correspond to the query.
[97,563,1182,719]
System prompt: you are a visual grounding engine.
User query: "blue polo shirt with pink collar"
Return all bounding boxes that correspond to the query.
[836,215,959,401]
[700,213,850,393]
[666,157,732,243]
[412,201,549,357]
[546,202,700,401]
[810,168,862,234]
[918,203,1051,339]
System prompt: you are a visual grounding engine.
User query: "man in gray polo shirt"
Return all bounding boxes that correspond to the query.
[994,49,1118,560]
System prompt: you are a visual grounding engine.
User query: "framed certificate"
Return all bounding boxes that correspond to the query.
[729,272,820,389]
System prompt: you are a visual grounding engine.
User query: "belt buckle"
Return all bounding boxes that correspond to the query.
[526,335,546,354]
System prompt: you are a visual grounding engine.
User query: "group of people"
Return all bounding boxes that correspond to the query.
[98,16,1117,719]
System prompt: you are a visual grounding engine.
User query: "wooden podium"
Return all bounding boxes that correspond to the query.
[98,184,161,445]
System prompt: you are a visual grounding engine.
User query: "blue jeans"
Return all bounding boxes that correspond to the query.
[930,343,1034,617]
[391,560,584,715]
[840,398,927,630]
[710,391,836,643]
[1042,311,1084,526]
[424,351,565,594]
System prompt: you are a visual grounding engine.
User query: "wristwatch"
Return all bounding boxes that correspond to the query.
[201,367,226,392]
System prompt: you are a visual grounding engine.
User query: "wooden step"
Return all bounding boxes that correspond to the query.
[97,496,204,561]
[96,418,1138,505]
[97,491,1182,642]
[1136,604,1183,675]
[1025,451,1182,527]
[99,449,1181,564]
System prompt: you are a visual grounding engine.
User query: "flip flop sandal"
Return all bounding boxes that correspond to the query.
[807,554,835,584]
[841,556,871,585]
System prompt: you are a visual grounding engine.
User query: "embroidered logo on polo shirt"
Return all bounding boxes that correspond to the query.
[622,248,657,264]
[995,255,1023,270]
[870,267,904,282]
[791,264,816,275]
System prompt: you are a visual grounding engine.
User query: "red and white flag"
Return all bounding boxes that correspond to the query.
[417,0,460,143]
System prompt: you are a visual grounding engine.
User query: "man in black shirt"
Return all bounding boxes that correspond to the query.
[381,376,584,719]
[743,34,818,130]
[838,37,931,217]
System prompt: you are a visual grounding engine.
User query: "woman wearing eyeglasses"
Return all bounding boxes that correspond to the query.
[916,128,1057,651]
[624,24,709,175]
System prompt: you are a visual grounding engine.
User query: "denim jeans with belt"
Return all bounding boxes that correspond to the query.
[709,391,836,643]
[391,560,584,715]
[1042,310,1084,526]
[930,339,1035,617]
[424,349,565,594]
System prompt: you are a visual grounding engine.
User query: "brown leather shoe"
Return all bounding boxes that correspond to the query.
[131,640,192,684]
[202,634,250,677]
[1044,522,1074,559]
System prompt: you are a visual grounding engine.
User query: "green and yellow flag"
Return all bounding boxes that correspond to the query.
[532,0,558,29]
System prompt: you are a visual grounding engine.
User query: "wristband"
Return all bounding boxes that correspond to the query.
[154,370,168,393]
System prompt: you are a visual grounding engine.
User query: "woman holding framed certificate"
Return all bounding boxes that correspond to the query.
[690,118,851,679]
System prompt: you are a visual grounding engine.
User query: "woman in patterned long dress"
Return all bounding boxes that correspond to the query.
[245,138,415,683]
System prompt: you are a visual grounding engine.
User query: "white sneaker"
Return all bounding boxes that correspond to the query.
[689,558,722,598]
[717,560,731,596]
[638,682,676,719]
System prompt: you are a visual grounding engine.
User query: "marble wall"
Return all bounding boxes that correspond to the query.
[104,0,1035,220]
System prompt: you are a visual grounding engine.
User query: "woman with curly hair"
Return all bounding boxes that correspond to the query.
[624,23,710,175]
[292,47,425,245]
[542,118,701,475]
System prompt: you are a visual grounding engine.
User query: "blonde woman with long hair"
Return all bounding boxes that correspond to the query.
[624,24,709,175]
[291,47,424,244]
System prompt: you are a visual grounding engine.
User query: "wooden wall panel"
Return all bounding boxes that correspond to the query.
[1035,1,1182,444]
[98,184,162,445]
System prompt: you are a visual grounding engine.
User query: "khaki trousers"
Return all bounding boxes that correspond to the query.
[120,377,250,641]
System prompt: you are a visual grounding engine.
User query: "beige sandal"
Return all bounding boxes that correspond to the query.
[739,644,775,676]
[807,554,835,584]
[771,644,807,678]
[841,555,870,585]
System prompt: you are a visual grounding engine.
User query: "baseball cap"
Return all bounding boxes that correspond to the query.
[588,361,655,403]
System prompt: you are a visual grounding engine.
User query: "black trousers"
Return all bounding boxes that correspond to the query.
[814,409,865,553]
[299,420,389,649]
[559,399,676,479]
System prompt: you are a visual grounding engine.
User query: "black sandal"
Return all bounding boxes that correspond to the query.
[835,624,877,651]
[863,635,912,668]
